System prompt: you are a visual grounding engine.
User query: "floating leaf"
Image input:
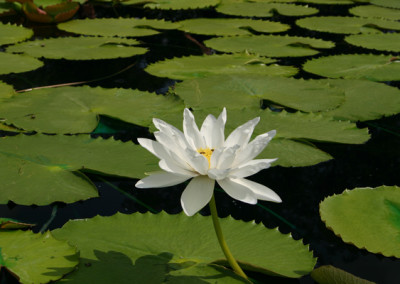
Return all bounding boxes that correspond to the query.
[322,79,400,121]
[311,265,375,284]
[204,35,335,57]
[0,81,15,99]
[320,185,400,258]
[0,52,43,75]
[349,5,400,21]
[6,37,147,60]
[297,0,353,3]
[58,18,180,37]
[303,54,400,81]
[22,1,79,23]
[0,218,34,229]
[216,2,318,17]
[345,33,400,52]
[371,0,400,9]
[145,54,297,80]
[0,230,78,284]
[144,0,219,10]
[0,86,184,133]
[0,23,33,46]
[296,16,400,34]
[53,212,316,280]
[177,18,289,36]
[174,74,344,112]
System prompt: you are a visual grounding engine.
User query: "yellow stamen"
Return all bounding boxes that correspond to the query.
[197,148,214,167]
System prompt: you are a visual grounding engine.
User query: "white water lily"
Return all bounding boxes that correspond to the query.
[136,108,281,216]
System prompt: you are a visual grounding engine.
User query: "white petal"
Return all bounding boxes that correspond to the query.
[229,159,277,178]
[233,130,276,167]
[159,159,198,177]
[135,172,191,188]
[181,176,215,216]
[137,138,170,160]
[200,108,226,149]
[224,117,260,149]
[183,108,206,150]
[207,168,230,180]
[217,177,257,204]
[153,118,188,149]
[215,145,240,170]
[185,148,209,175]
[229,178,281,203]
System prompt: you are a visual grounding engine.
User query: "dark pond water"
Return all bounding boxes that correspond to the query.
[1,2,400,284]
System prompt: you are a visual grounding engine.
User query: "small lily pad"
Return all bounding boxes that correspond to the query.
[303,54,400,81]
[0,81,15,99]
[177,18,289,36]
[345,33,400,52]
[0,230,78,284]
[349,5,400,21]
[204,35,335,58]
[0,218,34,229]
[0,23,33,46]
[144,0,219,10]
[145,54,297,80]
[296,16,400,34]
[371,0,400,9]
[311,265,375,284]
[320,185,400,258]
[6,37,147,60]
[0,52,43,75]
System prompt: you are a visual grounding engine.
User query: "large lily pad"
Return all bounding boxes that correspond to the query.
[303,54,400,81]
[0,230,78,284]
[0,134,158,205]
[145,54,297,80]
[174,74,345,112]
[53,212,317,280]
[204,35,335,58]
[58,18,180,38]
[177,18,289,36]
[371,0,400,9]
[0,86,184,133]
[0,52,43,75]
[0,23,33,46]
[320,186,400,258]
[216,2,318,17]
[296,16,400,34]
[6,37,147,60]
[144,0,219,10]
[0,81,15,99]
[345,33,400,52]
[349,5,400,21]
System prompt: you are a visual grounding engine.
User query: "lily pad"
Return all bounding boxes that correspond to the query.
[0,230,78,284]
[303,54,400,81]
[144,0,219,10]
[216,2,319,17]
[53,212,317,280]
[311,265,375,284]
[0,218,34,229]
[0,23,33,46]
[296,16,400,34]
[58,18,180,38]
[0,52,43,75]
[145,54,297,80]
[6,37,147,60]
[204,35,335,58]
[349,5,400,21]
[345,33,400,52]
[371,0,400,9]
[297,0,353,3]
[177,18,289,36]
[174,74,345,112]
[0,134,159,205]
[320,185,400,258]
[0,85,184,133]
[0,81,15,99]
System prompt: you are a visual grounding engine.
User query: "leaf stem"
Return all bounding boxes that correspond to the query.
[209,194,248,280]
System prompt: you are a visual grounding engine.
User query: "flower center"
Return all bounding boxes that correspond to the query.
[197,148,214,167]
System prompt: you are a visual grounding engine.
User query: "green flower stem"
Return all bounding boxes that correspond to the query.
[209,194,248,280]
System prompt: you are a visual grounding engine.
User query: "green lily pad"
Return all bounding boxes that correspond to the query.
[0,218,34,229]
[303,54,400,81]
[349,5,400,21]
[145,54,297,80]
[177,18,289,36]
[144,0,219,10]
[320,185,400,258]
[0,134,158,205]
[0,23,33,46]
[311,265,375,284]
[216,2,318,17]
[174,74,345,112]
[371,0,400,9]
[345,33,400,52]
[297,0,354,3]
[58,18,180,38]
[6,37,147,60]
[53,212,316,280]
[0,230,78,284]
[296,16,400,34]
[0,81,15,99]
[321,79,400,121]
[204,35,335,58]
[0,86,184,133]
[0,52,43,75]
